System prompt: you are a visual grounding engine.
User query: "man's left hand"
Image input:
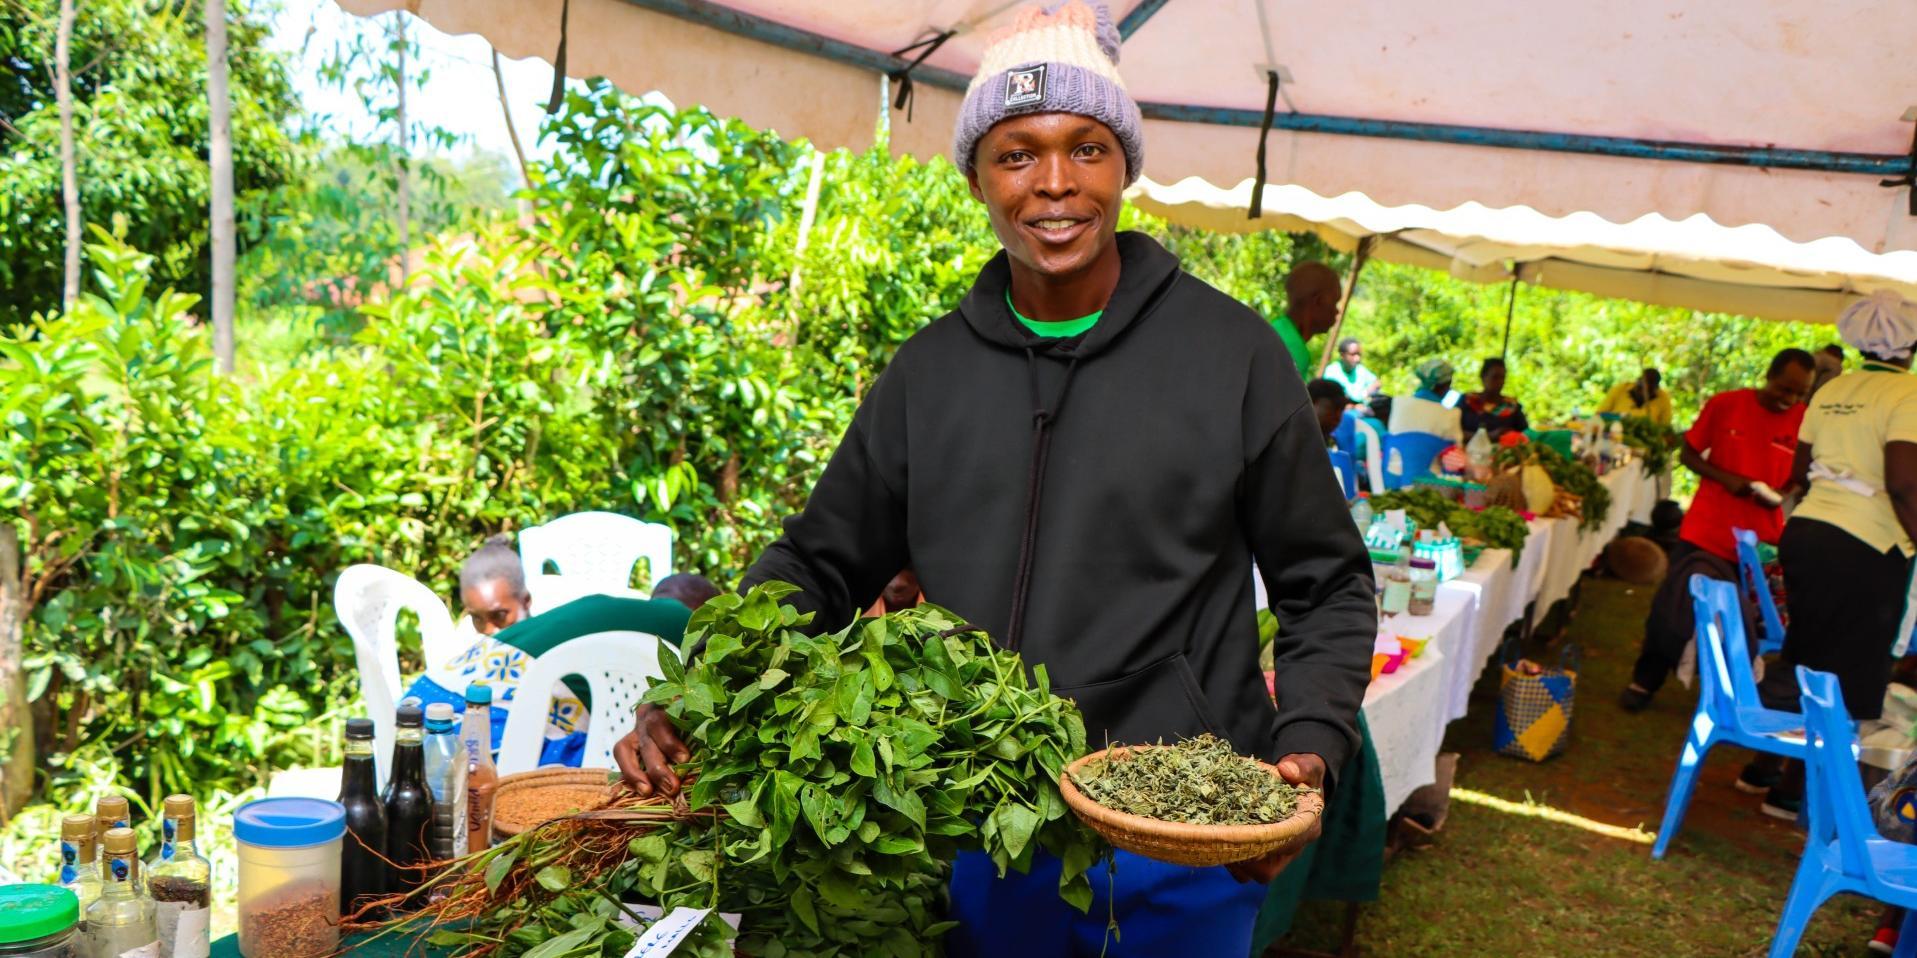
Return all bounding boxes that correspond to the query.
[1226,753,1327,884]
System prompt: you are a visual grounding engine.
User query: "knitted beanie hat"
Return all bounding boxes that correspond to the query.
[951,1,1144,184]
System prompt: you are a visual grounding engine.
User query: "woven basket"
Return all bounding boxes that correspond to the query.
[491,768,620,840]
[1059,747,1324,867]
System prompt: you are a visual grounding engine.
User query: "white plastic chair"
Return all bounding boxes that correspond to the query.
[333,564,460,789]
[495,631,680,775]
[1350,417,1387,493]
[518,512,673,612]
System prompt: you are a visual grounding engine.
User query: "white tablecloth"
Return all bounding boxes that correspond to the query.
[1531,465,1646,627]
[1251,465,1647,817]
[1367,588,1473,816]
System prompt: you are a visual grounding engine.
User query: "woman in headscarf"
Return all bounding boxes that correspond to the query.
[1386,357,1464,442]
[1460,357,1529,442]
[1748,289,1917,821]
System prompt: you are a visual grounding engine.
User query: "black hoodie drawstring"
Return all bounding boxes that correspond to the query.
[1005,347,1082,651]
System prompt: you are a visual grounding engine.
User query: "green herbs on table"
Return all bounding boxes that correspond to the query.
[1493,443,1614,532]
[1070,734,1307,827]
[401,582,1103,958]
[1618,415,1680,476]
[1365,487,1530,553]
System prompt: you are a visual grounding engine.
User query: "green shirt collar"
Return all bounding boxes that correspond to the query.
[1007,291,1101,338]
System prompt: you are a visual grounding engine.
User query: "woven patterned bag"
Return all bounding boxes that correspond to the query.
[1493,648,1578,762]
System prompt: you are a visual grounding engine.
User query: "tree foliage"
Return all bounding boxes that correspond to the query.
[0,0,300,324]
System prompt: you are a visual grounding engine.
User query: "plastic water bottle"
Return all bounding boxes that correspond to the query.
[421,703,468,862]
[1350,496,1373,535]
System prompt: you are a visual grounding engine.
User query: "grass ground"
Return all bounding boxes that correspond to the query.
[1280,575,1880,958]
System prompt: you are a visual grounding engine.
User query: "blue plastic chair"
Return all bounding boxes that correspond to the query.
[1380,431,1453,491]
[1651,576,1806,859]
[1732,527,1788,657]
[1332,412,1359,457]
[1327,449,1358,501]
[1770,667,1917,958]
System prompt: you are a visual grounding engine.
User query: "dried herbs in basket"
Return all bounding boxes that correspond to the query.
[1070,735,1308,826]
[371,581,1103,958]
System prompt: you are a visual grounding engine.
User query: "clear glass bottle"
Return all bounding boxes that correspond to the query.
[1407,557,1438,616]
[87,827,156,958]
[92,796,130,867]
[148,795,210,958]
[57,813,102,921]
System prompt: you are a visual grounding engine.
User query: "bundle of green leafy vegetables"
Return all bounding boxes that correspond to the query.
[1494,443,1612,531]
[1618,415,1680,476]
[1364,487,1529,553]
[399,582,1102,958]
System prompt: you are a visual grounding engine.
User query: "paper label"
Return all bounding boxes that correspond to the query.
[615,904,740,932]
[621,907,712,957]
[156,901,211,958]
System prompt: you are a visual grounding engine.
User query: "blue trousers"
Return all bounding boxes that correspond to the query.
[945,849,1268,958]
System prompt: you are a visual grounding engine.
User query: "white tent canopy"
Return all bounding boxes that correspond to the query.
[1132,177,1917,324]
[339,0,1917,256]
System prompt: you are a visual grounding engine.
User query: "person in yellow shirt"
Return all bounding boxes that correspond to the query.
[1597,368,1674,425]
[1746,290,1917,821]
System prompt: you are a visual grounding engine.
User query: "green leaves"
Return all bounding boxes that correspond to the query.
[555,585,1105,956]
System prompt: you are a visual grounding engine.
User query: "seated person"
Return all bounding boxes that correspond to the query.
[1387,358,1464,443]
[1307,378,1350,445]
[405,536,722,767]
[1460,357,1529,442]
[1321,338,1378,403]
[1597,368,1673,425]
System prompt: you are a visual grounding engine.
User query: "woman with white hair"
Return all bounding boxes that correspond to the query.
[1749,289,1917,821]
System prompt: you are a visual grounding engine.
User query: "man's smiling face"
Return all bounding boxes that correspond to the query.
[967,113,1127,281]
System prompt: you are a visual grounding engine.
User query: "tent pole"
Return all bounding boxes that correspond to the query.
[1500,274,1520,361]
[1319,235,1378,373]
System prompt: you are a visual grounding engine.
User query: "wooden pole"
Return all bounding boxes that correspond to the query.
[1499,273,1520,361]
[207,0,237,375]
[0,523,33,821]
[1318,234,1379,372]
[55,0,79,310]
[491,48,531,189]
[394,15,410,283]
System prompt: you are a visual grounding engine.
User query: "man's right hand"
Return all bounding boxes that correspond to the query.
[1722,474,1754,497]
[614,703,691,798]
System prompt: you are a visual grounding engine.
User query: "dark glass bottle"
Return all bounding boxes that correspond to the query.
[338,717,389,919]
[382,705,433,906]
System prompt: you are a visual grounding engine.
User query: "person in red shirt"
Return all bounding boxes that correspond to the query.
[1620,349,1815,712]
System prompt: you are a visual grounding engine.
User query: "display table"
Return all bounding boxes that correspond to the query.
[1530,464,1646,627]
[1368,590,1471,814]
[212,930,440,958]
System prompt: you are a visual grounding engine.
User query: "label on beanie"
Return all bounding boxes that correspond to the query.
[1005,64,1047,107]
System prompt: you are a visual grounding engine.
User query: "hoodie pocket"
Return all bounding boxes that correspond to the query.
[1053,653,1224,748]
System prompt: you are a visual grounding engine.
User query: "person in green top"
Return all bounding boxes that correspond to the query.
[1271,261,1343,382]
[405,536,723,766]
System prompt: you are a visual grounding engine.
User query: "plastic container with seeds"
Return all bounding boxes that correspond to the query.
[234,798,344,958]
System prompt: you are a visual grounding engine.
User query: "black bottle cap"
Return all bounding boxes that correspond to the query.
[395,705,423,728]
[345,717,375,739]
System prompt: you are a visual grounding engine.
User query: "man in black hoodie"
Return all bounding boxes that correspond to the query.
[616,2,1376,953]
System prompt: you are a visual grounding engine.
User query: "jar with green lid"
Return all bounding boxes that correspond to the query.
[0,884,80,958]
